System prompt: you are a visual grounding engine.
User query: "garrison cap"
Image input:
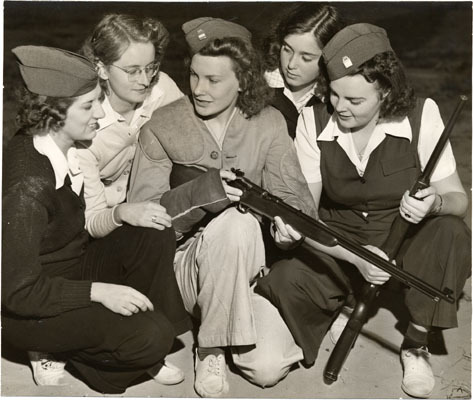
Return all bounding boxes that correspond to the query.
[322,23,393,80]
[182,17,252,55]
[12,45,98,97]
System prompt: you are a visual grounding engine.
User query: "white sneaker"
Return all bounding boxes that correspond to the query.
[401,347,435,398]
[329,306,353,344]
[148,361,185,385]
[28,351,67,386]
[194,349,229,398]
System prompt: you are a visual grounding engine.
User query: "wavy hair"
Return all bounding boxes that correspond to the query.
[198,37,272,118]
[353,51,416,120]
[262,4,345,73]
[15,89,75,135]
[80,13,170,92]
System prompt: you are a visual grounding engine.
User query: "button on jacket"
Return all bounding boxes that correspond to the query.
[128,96,316,234]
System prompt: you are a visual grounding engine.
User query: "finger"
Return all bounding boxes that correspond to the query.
[286,224,302,241]
[150,215,172,228]
[273,217,286,232]
[120,307,133,317]
[223,184,242,197]
[220,169,236,181]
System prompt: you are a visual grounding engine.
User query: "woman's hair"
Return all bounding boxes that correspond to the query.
[15,89,76,135]
[353,51,416,120]
[262,4,345,72]
[80,13,170,91]
[198,37,272,118]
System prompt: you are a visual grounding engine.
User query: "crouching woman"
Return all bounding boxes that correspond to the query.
[2,45,190,394]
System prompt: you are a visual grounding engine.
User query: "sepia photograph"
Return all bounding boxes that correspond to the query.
[2,1,471,399]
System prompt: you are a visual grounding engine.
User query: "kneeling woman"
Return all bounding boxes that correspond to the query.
[2,46,190,394]
[257,23,471,399]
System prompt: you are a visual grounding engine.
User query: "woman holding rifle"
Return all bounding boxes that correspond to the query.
[257,23,471,398]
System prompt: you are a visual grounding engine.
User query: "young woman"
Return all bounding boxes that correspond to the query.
[262,3,345,139]
[77,14,183,238]
[3,45,190,393]
[127,17,316,397]
[257,23,471,399]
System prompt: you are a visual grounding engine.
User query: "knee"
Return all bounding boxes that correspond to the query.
[241,357,290,388]
[430,215,470,239]
[115,313,175,368]
[216,208,261,244]
[263,261,304,292]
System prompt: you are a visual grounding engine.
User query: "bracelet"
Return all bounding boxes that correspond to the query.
[111,204,124,227]
[432,194,443,215]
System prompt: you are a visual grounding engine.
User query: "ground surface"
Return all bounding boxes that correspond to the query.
[2,1,471,399]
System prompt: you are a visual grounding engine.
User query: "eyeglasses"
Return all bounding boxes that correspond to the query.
[110,62,160,82]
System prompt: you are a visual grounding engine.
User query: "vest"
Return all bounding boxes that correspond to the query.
[313,98,426,247]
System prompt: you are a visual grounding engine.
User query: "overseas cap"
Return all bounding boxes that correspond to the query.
[12,45,98,97]
[322,23,393,80]
[182,17,252,55]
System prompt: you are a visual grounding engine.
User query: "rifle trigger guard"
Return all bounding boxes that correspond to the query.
[237,203,250,214]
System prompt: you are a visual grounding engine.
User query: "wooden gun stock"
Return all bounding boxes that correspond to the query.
[323,95,467,383]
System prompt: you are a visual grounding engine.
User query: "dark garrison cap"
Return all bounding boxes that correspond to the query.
[182,17,252,55]
[322,23,393,80]
[12,45,98,97]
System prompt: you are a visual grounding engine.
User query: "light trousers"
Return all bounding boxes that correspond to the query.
[174,207,303,387]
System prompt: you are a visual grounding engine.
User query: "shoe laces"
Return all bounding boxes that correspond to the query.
[404,346,430,360]
[37,354,64,371]
[207,355,225,377]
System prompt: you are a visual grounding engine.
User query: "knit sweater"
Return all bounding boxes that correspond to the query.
[2,133,92,318]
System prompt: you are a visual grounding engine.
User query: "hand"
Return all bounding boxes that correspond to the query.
[399,187,437,224]
[91,282,154,316]
[273,216,303,250]
[220,169,242,202]
[116,201,172,230]
[352,245,391,285]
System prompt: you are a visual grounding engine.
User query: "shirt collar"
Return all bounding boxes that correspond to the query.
[318,114,412,142]
[33,133,82,191]
[97,83,164,131]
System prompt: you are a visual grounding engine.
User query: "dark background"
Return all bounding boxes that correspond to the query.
[3,1,472,204]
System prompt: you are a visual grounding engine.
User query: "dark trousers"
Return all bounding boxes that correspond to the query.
[2,225,191,394]
[257,215,471,365]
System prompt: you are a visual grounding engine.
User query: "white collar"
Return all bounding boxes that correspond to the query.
[318,114,412,142]
[33,133,83,194]
[97,81,164,131]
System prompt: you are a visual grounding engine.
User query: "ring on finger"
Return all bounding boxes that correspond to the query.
[151,215,157,223]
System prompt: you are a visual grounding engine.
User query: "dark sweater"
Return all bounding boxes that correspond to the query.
[2,133,92,318]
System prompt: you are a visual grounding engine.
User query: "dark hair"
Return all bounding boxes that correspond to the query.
[352,51,416,119]
[15,89,76,135]
[262,4,345,72]
[197,37,272,118]
[80,14,170,91]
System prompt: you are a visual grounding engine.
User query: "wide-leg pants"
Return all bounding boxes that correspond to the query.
[2,225,191,394]
[174,207,303,387]
[257,215,471,365]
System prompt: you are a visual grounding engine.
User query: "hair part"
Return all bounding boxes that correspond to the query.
[198,37,272,118]
[80,13,170,92]
[262,3,345,72]
[15,88,76,135]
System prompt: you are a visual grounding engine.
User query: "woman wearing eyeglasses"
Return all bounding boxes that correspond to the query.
[77,14,183,238]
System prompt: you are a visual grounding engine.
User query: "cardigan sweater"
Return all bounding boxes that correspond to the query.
[2,133,92,318]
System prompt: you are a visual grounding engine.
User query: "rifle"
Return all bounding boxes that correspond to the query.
[323,95,468,383]
[227,169,454,303]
